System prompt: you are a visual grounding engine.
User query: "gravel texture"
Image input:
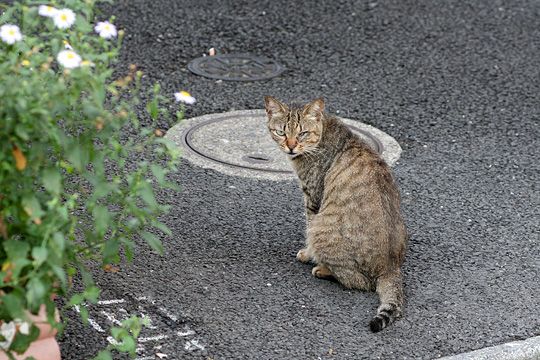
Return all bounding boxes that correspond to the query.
[59,0,539,359]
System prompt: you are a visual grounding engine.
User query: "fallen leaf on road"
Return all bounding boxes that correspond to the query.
[103,264,120,272]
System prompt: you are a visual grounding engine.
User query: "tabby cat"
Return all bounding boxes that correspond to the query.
[264,96,408,332]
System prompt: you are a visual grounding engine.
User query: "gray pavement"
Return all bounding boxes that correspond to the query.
[60,0,539,359]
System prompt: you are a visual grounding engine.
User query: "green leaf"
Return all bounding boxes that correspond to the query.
[91,181,114,200]
[150,164,166,184]
[83,100,101,119]
[176,110,184,121]
[11,258,31,280]
[4,239,30,260]
[0,5,16,23]
[93,350,113,360]
[66,141,89,171]
[78,304,89,324]
[111,327,128,339]
[163,181,181,191]
[68,294,85,307]
[154,221,172,236]
[115,334,136,354]
[2,293,25,319]
[84,286,100,303]
[123,316,145,337]
[51,232,66,253]
[21,195,44,222]
[147,99,158,120]
[103,239,120,264]
[139,182,158,209]
[141,231,163,255]
[31,247,48,267]
[49,264,67,289]
[75,15,92,33]
[67,266,77,277]
[93,205,110,236]
[26,277,47,308]
[15,124,30,141]
[120,237,134,262]
[42,168,62,195]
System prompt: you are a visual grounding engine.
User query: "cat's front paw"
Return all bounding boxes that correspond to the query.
[296,248,311,263]
[312,265,334,280]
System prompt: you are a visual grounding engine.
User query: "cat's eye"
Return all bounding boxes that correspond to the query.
[298,131,310,138]
[274,129,285,136]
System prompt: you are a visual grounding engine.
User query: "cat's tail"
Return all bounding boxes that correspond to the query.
[369,271,404,332]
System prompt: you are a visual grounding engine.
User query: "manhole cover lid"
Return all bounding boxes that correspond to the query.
[187,54,285,81]
[166,110,402,181]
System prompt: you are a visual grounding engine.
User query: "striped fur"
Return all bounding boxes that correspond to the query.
[265,96,408,332]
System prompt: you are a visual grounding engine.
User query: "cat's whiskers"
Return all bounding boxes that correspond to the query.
[300,149,317,162]
[302,147,323,161]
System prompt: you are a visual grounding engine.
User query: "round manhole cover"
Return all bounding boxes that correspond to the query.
[166,110,402,181]
[187,54,285,81]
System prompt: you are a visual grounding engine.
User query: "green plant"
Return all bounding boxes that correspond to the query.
[0,0,184,357]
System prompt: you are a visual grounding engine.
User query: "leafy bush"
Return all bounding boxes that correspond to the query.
[0,0,186,357]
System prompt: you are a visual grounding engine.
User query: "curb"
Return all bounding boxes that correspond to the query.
[438,336,540,360]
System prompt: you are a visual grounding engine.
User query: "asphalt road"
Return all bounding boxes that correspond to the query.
[60,0,539,359]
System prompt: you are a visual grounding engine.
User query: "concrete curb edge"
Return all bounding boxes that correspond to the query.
[438,336,540,360]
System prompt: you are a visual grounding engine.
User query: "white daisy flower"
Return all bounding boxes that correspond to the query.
[0,24,22,45]
[174,91,196,104]
[38,5,58,18]
[0,321,16,350]
[14,319,30,335]
[57,49,82,69]
[53,8,76,29]
[94,21,117,39]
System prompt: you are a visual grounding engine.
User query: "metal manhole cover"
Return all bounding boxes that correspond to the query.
[165,110,402,181]
[187,54,285,81]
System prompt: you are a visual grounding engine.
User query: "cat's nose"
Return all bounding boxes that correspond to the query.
[286,139,297,151]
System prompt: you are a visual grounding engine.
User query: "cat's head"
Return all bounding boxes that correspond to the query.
[264,96,325,157]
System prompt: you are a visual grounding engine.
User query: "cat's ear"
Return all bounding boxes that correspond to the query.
[302,98,325,121]
[264,96,288,119]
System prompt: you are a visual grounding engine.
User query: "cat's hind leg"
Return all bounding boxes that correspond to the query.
[329,266,373,290]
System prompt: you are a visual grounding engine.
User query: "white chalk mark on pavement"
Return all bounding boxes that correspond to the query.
[73,305,105,332]
[71,296,205,358]
[106,336,119,345]
[158,306,178,322]
[184,339,205,351]
[177,330,196,337]
[98,299,126,305]
[100,310,123,326]
[138,334,169,343]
